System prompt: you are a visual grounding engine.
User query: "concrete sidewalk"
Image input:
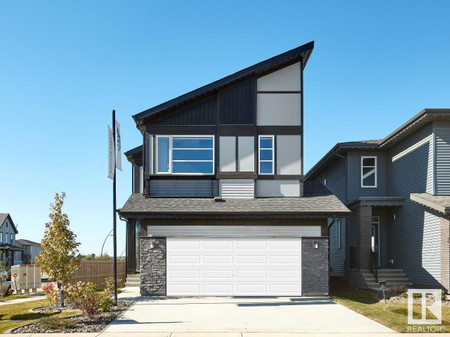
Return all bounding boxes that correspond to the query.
[8,332,449,336]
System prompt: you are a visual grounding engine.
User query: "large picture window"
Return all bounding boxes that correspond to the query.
[361,156,377,188]
[156,136,214,175]
[259,135,274,175]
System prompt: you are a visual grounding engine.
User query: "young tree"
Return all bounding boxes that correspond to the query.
[36,192,80,306]
[0,261,9,297]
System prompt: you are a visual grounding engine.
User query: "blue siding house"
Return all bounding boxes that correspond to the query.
[306,109,450,291]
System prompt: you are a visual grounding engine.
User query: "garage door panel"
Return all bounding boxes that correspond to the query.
[168,255,200,264]
[202,255,233,264]
[235,269,267,279]
[269,240,300,249]
[167,238,302,296]
[269,269,300,279]
[202,270,233,279]
[269,255,300,263]
[236,284,267,294]
[235,240,267,249]
[168,270,201,279]
[168,240,200,249]
[236,255,266,264]
[202,240,233,249]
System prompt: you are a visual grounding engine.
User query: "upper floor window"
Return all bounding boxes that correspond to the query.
[10,234,13,244]
[258,136,274,175]
[5,221,8,228]
[5,233,8,244]
[0,232,2,243]
[156,136,214,175]
[361,156,377,188]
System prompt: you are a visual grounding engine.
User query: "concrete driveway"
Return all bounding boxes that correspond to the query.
[104,296,393,334]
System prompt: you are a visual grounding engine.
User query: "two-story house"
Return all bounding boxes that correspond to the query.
[306,109,450,291]
[119,42,350,297]
[0,213,24,266]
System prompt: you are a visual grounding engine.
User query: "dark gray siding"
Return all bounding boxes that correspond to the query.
[435,125,450,195]
[151,97,217,125]
[149,180,218,197]
[347,151,387,201]
[387,123,440,286]
[329,218,346,277]
[218,79,256,124]
[320,157,347,203]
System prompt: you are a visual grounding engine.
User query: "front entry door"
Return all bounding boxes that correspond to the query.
[371,216,380,267]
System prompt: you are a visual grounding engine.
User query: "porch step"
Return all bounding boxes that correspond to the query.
[125,273,140,287]
[360,269,411,291]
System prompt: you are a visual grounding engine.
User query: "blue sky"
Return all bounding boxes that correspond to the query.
[1,1,449,255]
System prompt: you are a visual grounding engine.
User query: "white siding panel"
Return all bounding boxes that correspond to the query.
[277,135,301,175]
[256,180,300,197]
[257,94,301,126]
[219,137,236,172]
[219,179,254,198]
[238,136,254,172]
[423,211,441,282]
[435,127,450,195]
[167,237,302,296]
[257,62,301,91]
[147,225,321,237]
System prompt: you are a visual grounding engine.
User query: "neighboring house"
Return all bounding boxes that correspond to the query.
[0,213,24,266]
[119,41,350,297]
[306,108,450,291]
[15,239,41,264]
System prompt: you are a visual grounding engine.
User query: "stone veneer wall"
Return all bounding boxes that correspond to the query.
[302,237,329,295]
[442,217,450,292]
[140,237,166,296]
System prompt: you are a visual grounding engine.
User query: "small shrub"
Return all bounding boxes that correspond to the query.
[42,283,59,308]
[39,317,76,330]
[100,295,115,312]
[78,291,102,318]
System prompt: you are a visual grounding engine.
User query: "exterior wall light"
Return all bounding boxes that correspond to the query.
[313,240,319,249]
[149,241,154,249]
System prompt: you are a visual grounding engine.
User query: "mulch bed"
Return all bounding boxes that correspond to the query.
[11,301,134,333]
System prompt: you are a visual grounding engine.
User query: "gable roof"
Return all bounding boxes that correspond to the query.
[15,239,41,247]
[306,109,450,180]
[118,181,350,219]
[133,41,314,125]
[0,213,18,234]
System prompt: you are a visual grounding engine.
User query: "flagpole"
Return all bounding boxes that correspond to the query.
[112,109,118,305]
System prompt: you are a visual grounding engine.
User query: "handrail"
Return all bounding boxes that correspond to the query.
[370,251,378,282]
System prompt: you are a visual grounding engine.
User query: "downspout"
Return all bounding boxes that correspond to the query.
[119,215,128,276]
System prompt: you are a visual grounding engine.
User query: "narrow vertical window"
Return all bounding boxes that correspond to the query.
[157,136,170,173]
[361,156,377,187]
[259,136,274,175]
[336,219,341,250]
[0,233,2,243]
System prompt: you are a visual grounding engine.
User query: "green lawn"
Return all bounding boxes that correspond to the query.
[330,280,450,332]
[0,294,30,302]
[0,299,78,333]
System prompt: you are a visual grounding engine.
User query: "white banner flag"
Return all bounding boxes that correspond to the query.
[115,121,122,171]
[108,126,115,179]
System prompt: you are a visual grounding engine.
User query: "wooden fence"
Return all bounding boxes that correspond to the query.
[70,260,126,289]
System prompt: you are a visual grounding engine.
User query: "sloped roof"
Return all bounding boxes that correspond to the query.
[119,181,350,219]
[133,41,314,124]
[411,193,450,215]
[306,109,450,180]
[15,239,41,247]
[0,213,18,234]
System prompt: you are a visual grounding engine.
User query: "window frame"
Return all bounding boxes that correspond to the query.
[10,234,13,244]
[0,233,2,244]
[155,135,215,175]
[258,135,275,175]
[361,155,377,188]
[336,219,341,250]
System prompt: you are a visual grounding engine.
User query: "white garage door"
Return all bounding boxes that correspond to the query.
[167,237,302,296]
